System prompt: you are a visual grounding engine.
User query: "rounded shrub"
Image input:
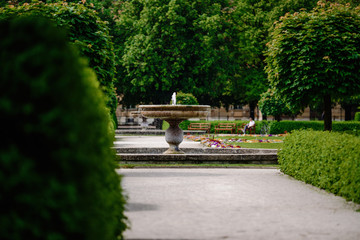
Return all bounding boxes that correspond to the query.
[355,112,360,121]
[176,92,199,105]
[0,16,127,239]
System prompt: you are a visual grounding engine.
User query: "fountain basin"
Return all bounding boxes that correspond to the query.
[139,105,210,154]
[138,105,211,119]
[131,111,142,118]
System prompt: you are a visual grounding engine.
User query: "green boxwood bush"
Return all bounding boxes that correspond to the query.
[355,112,360,121]
[279,130,360,203]
[176,92,199,105]
[0,17,127,239]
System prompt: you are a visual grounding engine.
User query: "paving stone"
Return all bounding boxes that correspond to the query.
[119,168,360,240]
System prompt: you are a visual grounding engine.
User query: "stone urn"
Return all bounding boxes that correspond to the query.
[139,105,210,154]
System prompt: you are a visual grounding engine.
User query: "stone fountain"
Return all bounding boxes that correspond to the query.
[130,111,141,125]
[139,97,210,154]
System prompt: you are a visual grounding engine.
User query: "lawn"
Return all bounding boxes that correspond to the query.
[219,135,284,149]
[118,163,278,168]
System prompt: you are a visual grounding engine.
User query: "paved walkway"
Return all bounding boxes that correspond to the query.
[116,136,360,240]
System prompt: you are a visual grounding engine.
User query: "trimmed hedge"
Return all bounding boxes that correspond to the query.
[279,130,360,203]
[269,120,360,134]
[181,120,360,135]
[269,121,324,134]
[0,17,127,239]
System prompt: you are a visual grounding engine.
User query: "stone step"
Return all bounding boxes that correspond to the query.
[117,153,277,164]
[115,147,278,165]
[115,147,277,154]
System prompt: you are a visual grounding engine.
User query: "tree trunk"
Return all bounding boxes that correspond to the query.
[309,108,316,120]
[343,104,352,121]
[249,101,256,119]
[323,94,332,131]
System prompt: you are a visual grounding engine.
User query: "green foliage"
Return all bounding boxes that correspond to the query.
[0,16,127,239]
[269,121,323,134]
[227,0,319,114]
[227,0,283,111]
[279,130,360,203]
[0,1,118,113]
[229,65,268,117]
[115,0,239,106]
[258,88,293,120]
[182,120,360,134]
[176,92,199,105]
[268,120,360,134]
[232,0,285,65]
[355,112,360,121]
[266,1,360,130]
[228,0,319,99]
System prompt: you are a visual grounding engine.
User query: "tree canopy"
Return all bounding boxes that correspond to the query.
[0,1,118,113]
[227,0,320,118]
[265,1,360,130]
[0,15,127,239]
[115,0,239,107]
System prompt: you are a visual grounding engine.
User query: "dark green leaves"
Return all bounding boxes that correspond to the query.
[266,1,360,127]
[115,0,238,106]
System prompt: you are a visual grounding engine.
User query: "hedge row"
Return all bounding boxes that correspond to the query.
[181,120,360,135]
[0,17,127,239]
[269,120,360,135]
[279,130,360,204]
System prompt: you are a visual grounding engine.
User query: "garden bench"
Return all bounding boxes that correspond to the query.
[237,123,256,134]
[214,123,236,134]
[188,123,211,133]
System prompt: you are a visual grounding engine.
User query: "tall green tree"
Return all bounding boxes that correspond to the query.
[228,0,318,119]
[266,1,360,130]
[115,0,239,107]
[0,1,118,114]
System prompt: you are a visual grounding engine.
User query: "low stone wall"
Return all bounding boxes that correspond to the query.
[115,130,206,135]
[115,147,278,165]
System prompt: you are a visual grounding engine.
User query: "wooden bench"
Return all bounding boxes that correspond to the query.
[214,123,236,134]
[237,123,256,134]
[188,123,211,133]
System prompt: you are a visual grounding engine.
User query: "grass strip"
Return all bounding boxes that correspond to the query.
[118,163,278,169]
[231,142,282,149]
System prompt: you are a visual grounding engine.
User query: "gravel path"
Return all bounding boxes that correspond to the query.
[118,168,360,240]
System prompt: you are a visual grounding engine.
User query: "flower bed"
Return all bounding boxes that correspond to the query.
[184,134,284,149]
